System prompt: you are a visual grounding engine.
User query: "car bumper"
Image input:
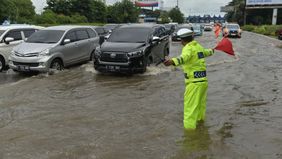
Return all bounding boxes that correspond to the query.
[94,58,144,73]
[8,55,53,72]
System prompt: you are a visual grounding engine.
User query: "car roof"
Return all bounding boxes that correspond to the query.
[119,24,162,29]
[43,25,93,31]
[0,24,43,30]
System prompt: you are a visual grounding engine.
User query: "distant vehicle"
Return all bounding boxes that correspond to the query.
[204,24,213,31]
[223,23,242,38]
[276,29,282,40]
[0,24,43,72]
[104,24,122,33]
[192,25,203,36]
[92,26,109,38]
[164,24,176,35]
[9,26,100,72]
[172,24,193,41]
[94,24,170,73]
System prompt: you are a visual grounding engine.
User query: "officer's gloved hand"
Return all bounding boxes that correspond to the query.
[163,56,174,66]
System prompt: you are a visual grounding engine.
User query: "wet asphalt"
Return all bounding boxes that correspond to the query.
[0,32,282,159]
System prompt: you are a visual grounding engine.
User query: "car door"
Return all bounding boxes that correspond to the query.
[60,30,79,65]
[1,29,24,61]
[149,27,163,63]
[158,26,169,57]
[74,29,91,62]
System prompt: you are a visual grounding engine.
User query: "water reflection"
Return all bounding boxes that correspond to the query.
[172,124,212,159]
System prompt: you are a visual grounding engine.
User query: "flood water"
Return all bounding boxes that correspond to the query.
[0,32,282,159]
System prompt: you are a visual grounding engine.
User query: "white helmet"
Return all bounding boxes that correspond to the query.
[177,28,194,38]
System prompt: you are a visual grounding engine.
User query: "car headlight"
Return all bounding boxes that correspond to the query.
[127,50,143,57]
[38,49,50,57]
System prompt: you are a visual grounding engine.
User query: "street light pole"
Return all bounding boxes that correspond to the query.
[177,0,179,8]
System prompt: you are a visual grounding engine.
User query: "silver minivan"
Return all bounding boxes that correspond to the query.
[0,25,43,72]
[9,26,99,72]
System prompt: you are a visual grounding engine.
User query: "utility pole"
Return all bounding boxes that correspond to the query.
[177,0,179,8]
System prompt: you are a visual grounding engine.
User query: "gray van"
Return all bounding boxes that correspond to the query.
[9,26,99,72]
[0,25,43,72]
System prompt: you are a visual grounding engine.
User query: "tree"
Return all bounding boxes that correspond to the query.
[46,0,72,15]
[169,7,184,24]
[108,0,140,23]
[0,0,35,24]
[160,11,170,24]
[46,0,107,23]
[11,0,36,23]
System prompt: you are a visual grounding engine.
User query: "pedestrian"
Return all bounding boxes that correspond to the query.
[163,28,214,130]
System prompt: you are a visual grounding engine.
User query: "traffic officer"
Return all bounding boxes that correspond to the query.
[164,28,214,130]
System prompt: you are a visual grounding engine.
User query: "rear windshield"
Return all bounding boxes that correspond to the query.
[0,30,5,36]
[26,30,65,44]
[108,28,151,43]
[227,25,239,29]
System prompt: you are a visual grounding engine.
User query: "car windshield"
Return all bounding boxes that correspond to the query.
[26,30,65,43]
[227,25,239,29]
[0,30,5,37]
[107,28,151,43]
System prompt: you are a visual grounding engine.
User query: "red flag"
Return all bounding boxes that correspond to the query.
[214,38,235,56]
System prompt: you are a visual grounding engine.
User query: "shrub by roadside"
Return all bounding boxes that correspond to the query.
[242,25,282,36]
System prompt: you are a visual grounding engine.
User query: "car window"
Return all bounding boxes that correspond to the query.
[64,31,77,42]
[87,28,97,38]
[76,30,89,41]
[5,30,22,41]
[0,30,5,37]
[153,28,160,37]
[26,30,65,44]
[23,29,36,38]
[108,28,151,43]
[159,27,166,37]
[95,28,105,34]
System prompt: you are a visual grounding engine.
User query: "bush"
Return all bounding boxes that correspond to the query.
[242,25,255,31]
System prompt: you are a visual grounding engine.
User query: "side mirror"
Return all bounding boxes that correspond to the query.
[63,39,71,45]
[152,36,160,42]
[4,37,14,44]
[99,36,105,45]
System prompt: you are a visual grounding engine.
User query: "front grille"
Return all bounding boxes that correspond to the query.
[100,52,128,63]
[13,62,39,67]
[15,52,39,57]
[229,30,238,34]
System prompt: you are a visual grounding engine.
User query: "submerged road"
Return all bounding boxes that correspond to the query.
[0,32,282,159]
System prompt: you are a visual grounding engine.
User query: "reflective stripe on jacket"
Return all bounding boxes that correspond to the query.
[172,40,214,83]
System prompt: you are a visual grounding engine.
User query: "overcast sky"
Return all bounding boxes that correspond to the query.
[31,0,231,16]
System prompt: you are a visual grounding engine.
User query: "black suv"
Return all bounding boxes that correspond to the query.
[94,24,170,73]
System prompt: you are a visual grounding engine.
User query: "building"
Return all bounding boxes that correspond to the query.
[187,15,226,23]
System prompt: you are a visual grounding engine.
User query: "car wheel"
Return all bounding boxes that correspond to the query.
[50,59,63,71]
[90,50,95,61]
[0,57,4,72]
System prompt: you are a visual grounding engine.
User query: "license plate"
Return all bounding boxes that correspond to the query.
[231,33,236,36]
[106,65,120,71]
[18,65,30,71]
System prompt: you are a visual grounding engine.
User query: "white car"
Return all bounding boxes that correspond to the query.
[0,25,44,72]
[204,24,213,31]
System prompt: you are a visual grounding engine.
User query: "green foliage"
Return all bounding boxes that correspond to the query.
[242,25,282,36]
[169,7,184,24]
[35,10,88,25]
[160,11,170,24]
[107,0,139,23]
[46,0,107,23]
[241,25,255,31]
[0,0,35,24]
